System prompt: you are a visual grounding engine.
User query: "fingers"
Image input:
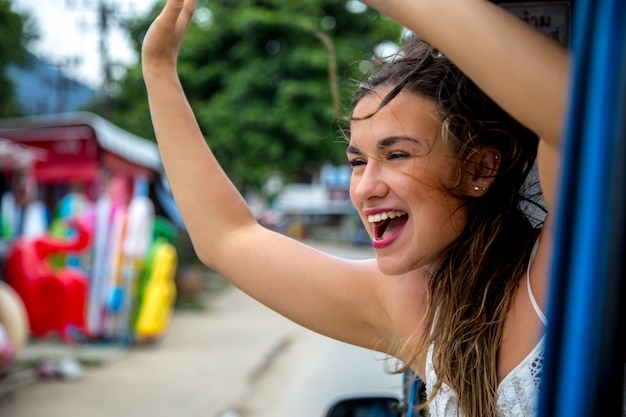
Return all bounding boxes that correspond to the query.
[181,0,196,20]
[158,0,195,29]
[143,0,195,57]
[177,0,196,33]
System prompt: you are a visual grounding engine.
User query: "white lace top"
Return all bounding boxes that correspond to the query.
[425,336,544,417]
[425,241,545,417]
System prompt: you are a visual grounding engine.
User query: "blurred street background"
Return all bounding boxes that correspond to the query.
[0,240,403,417]
[0,2,564,417]
[0,2,407,416]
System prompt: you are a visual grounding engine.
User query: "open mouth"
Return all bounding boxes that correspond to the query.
[368,210,408,241]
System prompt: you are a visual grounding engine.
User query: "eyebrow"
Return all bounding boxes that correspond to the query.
[346,135,421,154]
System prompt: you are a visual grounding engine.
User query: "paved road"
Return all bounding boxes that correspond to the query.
[248,336,402,417]
[0,240,403,417]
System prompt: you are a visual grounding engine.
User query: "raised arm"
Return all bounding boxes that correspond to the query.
[142,0,256,244]
[141,0,406,353]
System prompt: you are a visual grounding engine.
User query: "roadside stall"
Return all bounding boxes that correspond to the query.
[0,138,40,375]
[0,112,182,346]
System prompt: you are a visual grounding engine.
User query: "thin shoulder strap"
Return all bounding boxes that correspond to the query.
[527,238,548,326]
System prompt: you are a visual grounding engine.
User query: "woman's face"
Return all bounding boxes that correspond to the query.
[348,89,469,275]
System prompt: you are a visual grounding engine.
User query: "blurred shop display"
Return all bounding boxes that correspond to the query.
[0,112,182,346]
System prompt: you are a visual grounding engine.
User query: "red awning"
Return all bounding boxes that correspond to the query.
[33,162,98,184]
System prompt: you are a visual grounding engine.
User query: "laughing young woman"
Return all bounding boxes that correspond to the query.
[141,1,569,416]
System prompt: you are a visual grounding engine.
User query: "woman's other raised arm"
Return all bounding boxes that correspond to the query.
[142,0,256,245]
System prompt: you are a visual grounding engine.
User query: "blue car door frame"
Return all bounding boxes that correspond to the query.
[540,0,626,415]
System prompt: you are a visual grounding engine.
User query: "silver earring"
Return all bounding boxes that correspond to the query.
[494,154,500,160]
[474,186,486,192]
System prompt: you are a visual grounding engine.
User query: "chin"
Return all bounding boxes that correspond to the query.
[375,251,431,277]
[375,256,413,276]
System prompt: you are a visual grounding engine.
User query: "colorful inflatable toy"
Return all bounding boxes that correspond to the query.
[134,237,177,342]
[3,218,92,343]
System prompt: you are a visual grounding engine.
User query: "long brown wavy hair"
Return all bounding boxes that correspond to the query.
[350,36,545,417]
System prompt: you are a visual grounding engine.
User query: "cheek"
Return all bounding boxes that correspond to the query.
[397,165,442,197]
[409,175,468,232]
[401,154,451,190]
[431,196,468,236]
[408,141,456,178]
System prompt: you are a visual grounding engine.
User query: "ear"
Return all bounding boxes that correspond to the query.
[466,146,501,196]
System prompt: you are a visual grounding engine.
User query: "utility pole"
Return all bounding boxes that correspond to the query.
[97,0,112,118]
[68,0,134,119]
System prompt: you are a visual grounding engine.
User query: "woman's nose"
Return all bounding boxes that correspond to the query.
[351,161,389,201]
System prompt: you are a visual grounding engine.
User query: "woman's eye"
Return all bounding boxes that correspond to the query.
[348,158,366,168]
[386,151,409,160]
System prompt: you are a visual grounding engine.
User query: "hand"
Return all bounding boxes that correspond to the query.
[142,0,196,73]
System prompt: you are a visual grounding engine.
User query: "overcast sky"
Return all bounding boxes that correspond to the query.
[11,0,158,89]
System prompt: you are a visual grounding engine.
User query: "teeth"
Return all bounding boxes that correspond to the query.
[367,211,406,223]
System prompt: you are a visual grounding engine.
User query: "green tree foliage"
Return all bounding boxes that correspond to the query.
[111,0,402,190]
[0,0,37,117]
